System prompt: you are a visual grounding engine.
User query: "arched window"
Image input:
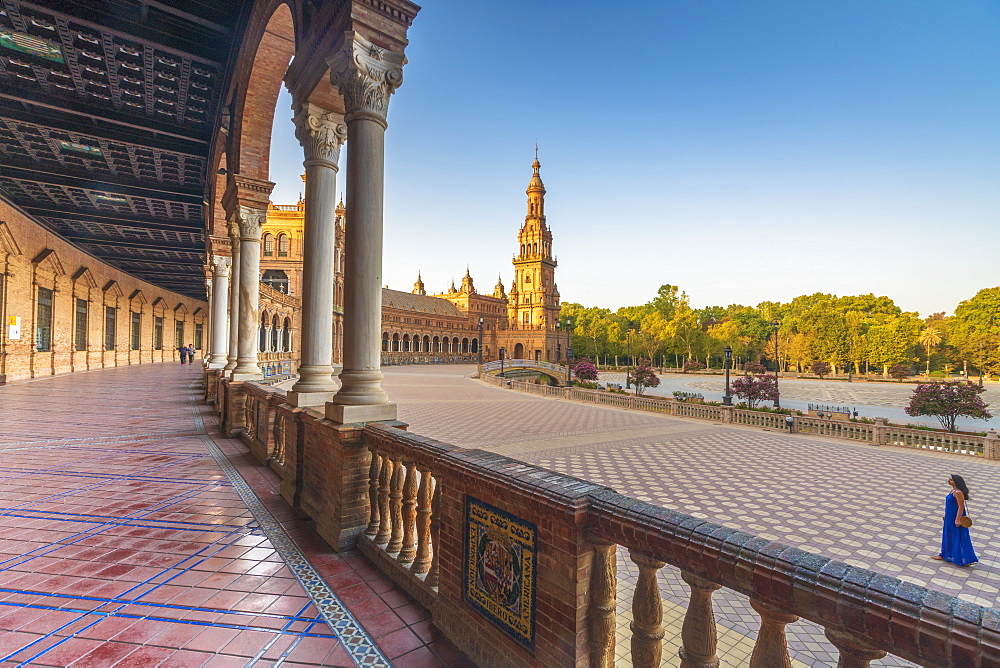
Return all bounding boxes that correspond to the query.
[433,336,440,352]
[277,233,290,257]
[392,333,400,352]
[263,233,274,256]
[412,334,420,353]
[471,339,478,353]
[452,337,460,353]
[272,314,280,352]
[283,317,292,352]
[423,335,430,352]
[382,332,389,352]
[403,334,410,352]
[262,269,289,294]
[462,338,469,353]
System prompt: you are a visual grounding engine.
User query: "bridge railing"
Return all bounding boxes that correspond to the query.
[481,358,565,374]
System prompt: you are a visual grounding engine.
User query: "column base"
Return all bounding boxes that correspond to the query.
[286,390,336,407]
[231,371,263,382]
[325,402,397,424]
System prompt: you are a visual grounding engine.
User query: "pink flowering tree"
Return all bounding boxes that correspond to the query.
[682,359,706,373]
[810,361,831,378]
[573,359,598,382]
[731,374,779,409]
[905,381,991,432]
[743,361,767,374]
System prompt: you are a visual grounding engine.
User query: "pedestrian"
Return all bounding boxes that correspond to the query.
[931,474,978,567]
[186,343,196,365]
[178,344,188,364]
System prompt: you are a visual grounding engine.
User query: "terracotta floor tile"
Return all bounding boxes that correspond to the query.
[377,626,425,659]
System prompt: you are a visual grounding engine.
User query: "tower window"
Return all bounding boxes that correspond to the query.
[278,234,290,257]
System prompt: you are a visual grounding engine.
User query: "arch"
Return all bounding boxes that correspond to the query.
[461,337,469,353]
[283,317,291,352]
[514,343,524,358]
[231,3,297,180]
[262,269,289,293]
[433,335,440,353]
[471,339,479,353]
[263,233,274,256]
[271,314,280,352]
[392,332,400,352]
[402,333,410,352]
[411,334,419,353]
[423,335,430,352]
[452,337,459,353]
[382,332,389,352]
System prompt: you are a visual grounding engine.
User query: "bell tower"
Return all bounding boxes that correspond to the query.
[508,149,559,332]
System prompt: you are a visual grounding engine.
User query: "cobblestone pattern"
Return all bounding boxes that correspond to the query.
[384,365,1000,667]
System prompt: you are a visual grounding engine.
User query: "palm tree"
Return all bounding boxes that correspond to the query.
[918,325,942,376]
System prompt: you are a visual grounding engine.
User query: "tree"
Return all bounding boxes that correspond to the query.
[888,363,910,381]
[573,359,598,381]
[949,287,1000,377]
[731,374,779,409]
[918,325,942,376]
[905,381,991,432]
[810,361,831,378]
[628,361,660,396]
[682,360,705,373]
[743,361,766,374]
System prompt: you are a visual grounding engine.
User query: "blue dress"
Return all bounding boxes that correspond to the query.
[940,492,978,566]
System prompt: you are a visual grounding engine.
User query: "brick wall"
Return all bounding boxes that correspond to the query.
[0,200,207,384]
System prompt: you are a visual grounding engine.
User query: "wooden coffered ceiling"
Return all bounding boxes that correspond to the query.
[0,0,248,299]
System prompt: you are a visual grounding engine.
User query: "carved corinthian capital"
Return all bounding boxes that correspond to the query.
[212,255,232,278]
[327,31,406,123]
[236,206,266,241]
[292,102,347,166]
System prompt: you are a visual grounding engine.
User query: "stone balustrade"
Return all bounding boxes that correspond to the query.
[484,374,999,459]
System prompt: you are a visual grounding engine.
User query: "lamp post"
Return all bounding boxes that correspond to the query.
[499,346,505,378]
[625,324,638,390]
[772,320,781,408]
[565,316,574,385]
[477,316,484,366]
[723,345,733,405]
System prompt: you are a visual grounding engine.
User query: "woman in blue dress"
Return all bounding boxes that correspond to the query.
[932,474,978,566]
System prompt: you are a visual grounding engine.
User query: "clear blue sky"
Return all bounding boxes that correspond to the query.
[268,1,1000,318]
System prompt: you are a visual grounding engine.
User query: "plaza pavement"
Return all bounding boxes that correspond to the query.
[382,364,1000,668]
[0,364,468,668]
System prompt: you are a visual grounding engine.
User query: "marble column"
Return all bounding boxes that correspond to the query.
[325,31,405,423]
[208,256,231,368]
[203,277,213,367]
[224,223,241,373]
[286,102,347,406]
[231,206,265,380]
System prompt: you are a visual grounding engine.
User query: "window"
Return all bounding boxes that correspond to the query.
[36,287,53,352]
[154,316,163,350]
[174,320,184,349]
[195,323,203,349]
[277,233,289,257]
[262,269,289,294]
[131,311,141,350]
[104,306,117,350]
[263,233,274,256]
[74,298,88,351]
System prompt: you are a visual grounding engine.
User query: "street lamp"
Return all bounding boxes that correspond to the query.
[625,324,638,390]
[772,320,781,408]
[499,346,505,378]
[477,316,484,366]
[565,316,574,385]
[723,345,733,405]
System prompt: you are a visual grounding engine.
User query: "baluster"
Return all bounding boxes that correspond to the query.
[629,550,666,668]
[749,598,797,668]
[387,456,404,553]
[375,455,393,546]
[825,629,887,668]
[588,540,616,668]
[398,460,418,563]
[364,448,381,536]
[427,477,441,588]
[412,467,433,573]
[679,571,722,668]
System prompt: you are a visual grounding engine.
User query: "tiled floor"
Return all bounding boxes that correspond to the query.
[378,364,1000,668]
[0,364,468,667]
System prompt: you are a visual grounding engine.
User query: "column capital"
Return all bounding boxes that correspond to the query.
[327,31,405,124]
[292,102,347,167]
[236,206,266,241]
[212,255,232,278]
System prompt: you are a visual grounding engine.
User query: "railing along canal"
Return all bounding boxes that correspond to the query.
[482,373,999,459]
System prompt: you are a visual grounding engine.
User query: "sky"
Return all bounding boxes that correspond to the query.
[267,1,1000,318]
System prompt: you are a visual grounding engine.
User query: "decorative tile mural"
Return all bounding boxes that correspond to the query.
[464,496,537,649]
